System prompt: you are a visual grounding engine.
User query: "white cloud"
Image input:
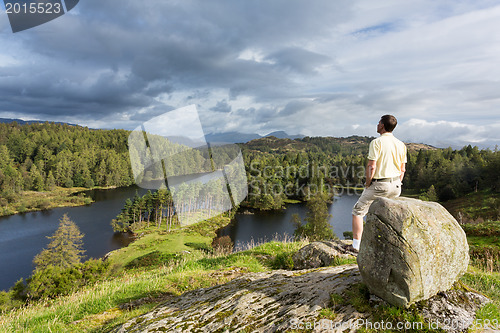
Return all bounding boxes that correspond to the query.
[1,1,500,148]
[398,118,500,148]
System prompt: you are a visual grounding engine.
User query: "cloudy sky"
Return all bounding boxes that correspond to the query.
[1,0,500,148]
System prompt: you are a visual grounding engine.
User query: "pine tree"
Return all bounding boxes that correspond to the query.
[33,214,85,270]
[45,170,56,190]
[421,185,439,202]
[293,192,335,241]
[30,164,45,191]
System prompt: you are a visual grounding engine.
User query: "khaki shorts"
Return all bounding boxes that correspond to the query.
[352,179,402,217]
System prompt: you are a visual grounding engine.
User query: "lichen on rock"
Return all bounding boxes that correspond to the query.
[357,197,469,307]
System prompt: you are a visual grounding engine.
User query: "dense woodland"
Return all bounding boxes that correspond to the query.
[241,136,500,210]
[0,122,133,195]
[1,122,500,226]
[113,136,500,232]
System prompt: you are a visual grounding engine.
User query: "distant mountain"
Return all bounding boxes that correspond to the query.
[265,131,304,140]
[242,135,437,155]
[205,132,261,144]
[406,142,438,152]
[0,118,78,127]
[205,131,304,144]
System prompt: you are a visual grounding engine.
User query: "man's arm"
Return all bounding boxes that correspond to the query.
[365,160,377,187]
[400,163,406,181]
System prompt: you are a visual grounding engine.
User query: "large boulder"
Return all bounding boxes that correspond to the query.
[292,241,358,270]
[357,197,469,307]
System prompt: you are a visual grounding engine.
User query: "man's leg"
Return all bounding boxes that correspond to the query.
[351,184,379,250]
[352,214,364,250]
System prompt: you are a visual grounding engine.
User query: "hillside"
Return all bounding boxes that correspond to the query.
[0,191,499,331]
[242,135,436,155]
[0,231,497,332]
[241,136,316,153]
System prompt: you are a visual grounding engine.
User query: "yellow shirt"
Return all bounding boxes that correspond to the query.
[368,133,407,179]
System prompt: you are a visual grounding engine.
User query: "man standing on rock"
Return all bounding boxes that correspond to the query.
[351,115,407,251]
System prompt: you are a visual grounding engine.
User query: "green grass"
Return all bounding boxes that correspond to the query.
[3,190,499,333]
[108,229,211,271]
[283,198,302,204]
[463,221,500,237]
[461,216,500,330]
[465,219,500,273]
[319,283,438,333]
[0,263,234,332]
[468,236,500,247]
[460,267,500,331]
[0,187,95,217]
[0,234,315,332]
[462,217,500,329]
[444,190,500,221]
[108,214,231,272]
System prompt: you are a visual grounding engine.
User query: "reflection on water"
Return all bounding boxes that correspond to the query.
[218,194,360,250]
[0,185,359,291]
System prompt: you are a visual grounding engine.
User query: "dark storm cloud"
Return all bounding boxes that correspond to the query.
[0,0,352,124]
[128,103,177,122]
[3,0,499,148]
[279,100,315,116]
[210,100,231,113]
[266,47,331,74]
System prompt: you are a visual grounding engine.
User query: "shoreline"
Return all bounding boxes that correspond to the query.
[0,185,120,218]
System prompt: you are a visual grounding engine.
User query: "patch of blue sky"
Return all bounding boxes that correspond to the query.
[351,22,398,38]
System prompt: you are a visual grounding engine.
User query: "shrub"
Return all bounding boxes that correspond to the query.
[36,199,50,210]
[185,242,212,253]
[271,252,294,270]
[27,259,109,300]
[212,236,234,254]
[462,221,500,237]
[17,204,27,213]
[292,192,335,241]
[64,179,74,188]
[0,291,23,314]
[470,246,500,273]
[343,231,353,240]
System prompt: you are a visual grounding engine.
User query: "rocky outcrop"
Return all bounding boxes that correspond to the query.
[292,240,358,269]
[357,197,469,307]
[116,265,365,333]
[420,289,490,333]
[116,265,488,333]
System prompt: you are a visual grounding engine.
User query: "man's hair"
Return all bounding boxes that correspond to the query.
[380,115,397,132]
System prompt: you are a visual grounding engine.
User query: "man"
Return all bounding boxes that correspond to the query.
[351,115,407,251]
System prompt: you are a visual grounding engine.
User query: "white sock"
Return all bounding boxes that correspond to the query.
[352,239,360,250]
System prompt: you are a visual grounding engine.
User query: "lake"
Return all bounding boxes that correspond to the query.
[219,194,359,250]
[0,186,359,291]
[0,186,148,291]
